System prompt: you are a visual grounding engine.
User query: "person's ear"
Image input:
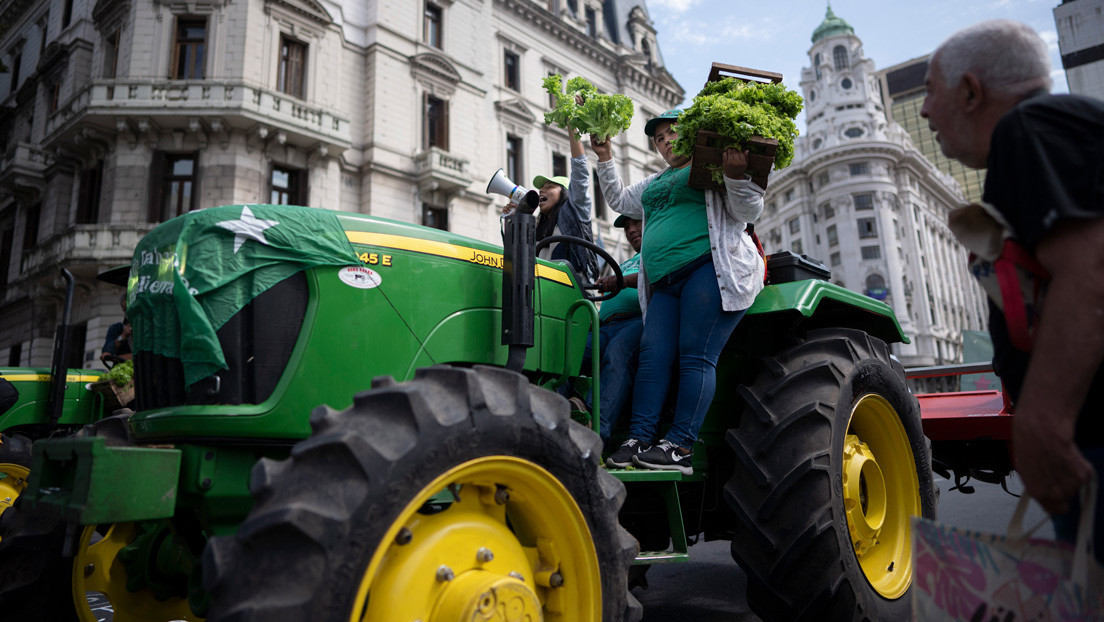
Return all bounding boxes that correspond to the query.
[960,73,985,113]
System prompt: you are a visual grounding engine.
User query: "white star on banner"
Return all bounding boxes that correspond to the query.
[217,206,280,253]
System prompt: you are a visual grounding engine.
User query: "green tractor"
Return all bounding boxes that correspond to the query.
[0,269,113,530]
[0,202,934,621]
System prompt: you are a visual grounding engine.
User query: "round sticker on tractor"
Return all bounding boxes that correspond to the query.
[339,266,382,289]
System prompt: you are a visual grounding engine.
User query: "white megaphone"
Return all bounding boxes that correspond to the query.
[486,169,539,212]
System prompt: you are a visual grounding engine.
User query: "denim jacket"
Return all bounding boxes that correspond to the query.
[539,154,600,282]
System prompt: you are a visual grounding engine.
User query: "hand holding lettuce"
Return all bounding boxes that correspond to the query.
[543,74,634,142]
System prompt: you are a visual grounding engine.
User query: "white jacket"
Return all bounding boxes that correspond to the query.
[596,158,766,315]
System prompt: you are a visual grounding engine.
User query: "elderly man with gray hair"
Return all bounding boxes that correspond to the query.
[922,19,1104,560]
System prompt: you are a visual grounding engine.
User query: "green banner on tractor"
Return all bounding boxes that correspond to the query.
[128,205,358,388]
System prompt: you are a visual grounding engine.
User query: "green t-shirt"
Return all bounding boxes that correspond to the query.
[598,253,641,322]
[640,166,710,282]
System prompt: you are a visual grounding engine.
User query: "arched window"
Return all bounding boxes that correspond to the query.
[814,53,822,79]
[865,274,887,299]
[833,45,848,71]
[641,38,651,61]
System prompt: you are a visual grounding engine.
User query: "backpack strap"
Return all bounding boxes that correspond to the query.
[995,238,1050,351]
[746,224,768,284]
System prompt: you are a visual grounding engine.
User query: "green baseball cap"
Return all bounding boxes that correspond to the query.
[644,109,682,137]
[532,174,570,191]
[613,215,640,228]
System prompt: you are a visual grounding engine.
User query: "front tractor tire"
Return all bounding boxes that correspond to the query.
[725,328,936,621]
[203,365,640,622]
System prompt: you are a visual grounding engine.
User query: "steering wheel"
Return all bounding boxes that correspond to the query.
[534,235,624,302]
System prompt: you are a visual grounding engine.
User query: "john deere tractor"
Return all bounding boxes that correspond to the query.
[0,202,934,621]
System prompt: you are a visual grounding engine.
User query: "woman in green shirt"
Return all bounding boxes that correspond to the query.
[592,110,766,475]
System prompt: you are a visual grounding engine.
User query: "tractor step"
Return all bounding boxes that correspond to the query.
[606,468,683,482]
[634,550,691,564]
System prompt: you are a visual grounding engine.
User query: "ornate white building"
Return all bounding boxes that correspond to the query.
[758,7,988,367]
[0,0,682,368]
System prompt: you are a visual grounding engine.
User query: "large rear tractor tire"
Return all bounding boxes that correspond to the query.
[204,365,640,621]
[725,328,936,621]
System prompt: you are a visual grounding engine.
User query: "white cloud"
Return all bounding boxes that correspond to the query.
[669,19,768,47]
[1038,29,1059,52]
[648,0,702,13]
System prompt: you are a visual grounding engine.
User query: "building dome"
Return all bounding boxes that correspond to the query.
[811,5,854,43]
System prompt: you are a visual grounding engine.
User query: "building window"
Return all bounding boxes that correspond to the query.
[65,321,87,369]
[784,188,794,202]
[506,135,522,185]
[424,3,442,48]
[829,251,841,267]
[791,239,803,254]
[424,94,448,150]
[49,81,60,112]
[172,18,207,79]
[865,273,887,299]
[567,0,578,14]
[152,153,198,221]
[816,171,829,187]
[278,36,307,98]
[821,201,835,219]
[814,52,822,79]
[857,217,877,239]
[76,162,103,224]
[39,15,49,59]
[423,204,448,230]
[7,343,20,366]
[63,0,74,27]
[0,228,11,290]
[9,51,21,93]
[787,217,800,234]
[861,246,882,261]
[853,193,873,210]
[504,50,520,91]
[849,162,869,176]
[552,153,567,177]
[103,29,121,79]
[585,7,597,38]
[23,202,41,251]
[833,45,848,71]
[826,224,838,247]
[271,166,306,205]
[547,0,560,14]
[845,127,864,138]
[592,169,606,219]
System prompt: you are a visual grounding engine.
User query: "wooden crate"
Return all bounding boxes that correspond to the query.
[90,378,135,411]
[688,62,783,191]
[688,130,778,191]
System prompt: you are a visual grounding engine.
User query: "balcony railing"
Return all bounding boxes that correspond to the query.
[45,79,352,150]
[414,146,472,193]
[20,223,158,277]
[0,142,51,194]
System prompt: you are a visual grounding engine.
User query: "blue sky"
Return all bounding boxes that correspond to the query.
[646,0,1069,115]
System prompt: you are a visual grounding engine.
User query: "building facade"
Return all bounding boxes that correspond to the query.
[758,7,988,368]
[1055,0,1104,100]
[0,0,683,368]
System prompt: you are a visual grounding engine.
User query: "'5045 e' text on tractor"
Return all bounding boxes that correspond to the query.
[0,198,981,621]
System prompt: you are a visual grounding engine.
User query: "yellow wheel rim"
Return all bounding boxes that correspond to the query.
[0,463,30,524]
[843,394,921,600]
[71,523,201,622]
[350,456,602,622]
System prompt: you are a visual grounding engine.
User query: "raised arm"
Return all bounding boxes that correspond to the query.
[563,127,592,225]
[590,136,650,219]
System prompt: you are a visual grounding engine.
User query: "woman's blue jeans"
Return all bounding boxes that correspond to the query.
[582,315,644,444]
[627,259,746,449]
